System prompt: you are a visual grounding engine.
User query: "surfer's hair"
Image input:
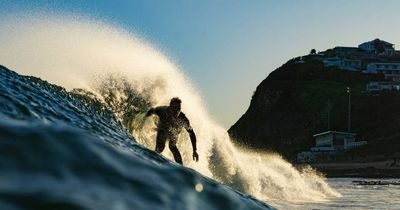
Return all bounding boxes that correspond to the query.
[170,97,182,105]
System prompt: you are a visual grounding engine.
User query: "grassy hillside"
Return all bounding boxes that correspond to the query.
[228,58,400,160]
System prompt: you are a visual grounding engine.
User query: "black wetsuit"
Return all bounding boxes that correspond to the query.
[146,106,197,164]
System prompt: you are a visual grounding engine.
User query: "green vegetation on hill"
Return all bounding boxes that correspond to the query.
[228,58,400,160]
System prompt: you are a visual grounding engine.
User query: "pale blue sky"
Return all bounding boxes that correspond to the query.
[2,0,400,128]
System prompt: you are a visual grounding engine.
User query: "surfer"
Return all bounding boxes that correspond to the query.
[146,97,199,165]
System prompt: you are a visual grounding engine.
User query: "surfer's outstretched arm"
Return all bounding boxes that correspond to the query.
[146,108,155,117]
[187,128,199,162]
[181,112,199,162]
[146,106,165,117]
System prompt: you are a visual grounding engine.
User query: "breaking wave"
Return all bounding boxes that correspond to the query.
[0,11,340,208]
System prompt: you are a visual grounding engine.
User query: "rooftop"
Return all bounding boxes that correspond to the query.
[313,131,356,138]
[359,38,394,47]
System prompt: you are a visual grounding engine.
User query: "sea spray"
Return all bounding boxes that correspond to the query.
[0,11,340,204]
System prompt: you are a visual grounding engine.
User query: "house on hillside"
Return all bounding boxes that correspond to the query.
[313,39,400,92]
[365,62,400,81]
[319,39,398,72]
[359,39,395,57]
[341,59,362,71]
[321,47,365,71]
[366,81,400,92]
[333,47,366,58]
[322,58,362,71]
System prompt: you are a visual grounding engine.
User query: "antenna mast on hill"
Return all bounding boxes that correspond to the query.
[347,86,351,132]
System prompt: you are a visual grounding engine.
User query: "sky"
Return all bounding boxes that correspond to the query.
[2,0,400,128]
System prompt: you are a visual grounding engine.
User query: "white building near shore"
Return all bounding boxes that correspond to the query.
[312,131,367,151]
[296,131,367,163]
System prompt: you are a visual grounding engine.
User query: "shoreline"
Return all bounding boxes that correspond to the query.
[316,167,400,178]
[298,161,400,178]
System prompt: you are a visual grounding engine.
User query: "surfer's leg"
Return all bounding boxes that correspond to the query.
[155,131,166,153]
[169,141,183,165]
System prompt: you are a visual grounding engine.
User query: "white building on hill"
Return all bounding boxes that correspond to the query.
[358,39,395,57]
[320,39,397,72]
[366,62,400,81]
[366,81,400,91]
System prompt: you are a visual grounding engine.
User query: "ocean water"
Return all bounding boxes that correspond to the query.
[0,12,342,210]
[275,178,400,209]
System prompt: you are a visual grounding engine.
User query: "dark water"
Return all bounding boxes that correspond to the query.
[0,65,274,210]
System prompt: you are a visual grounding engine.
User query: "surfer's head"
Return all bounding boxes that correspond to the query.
[169,97,181,116]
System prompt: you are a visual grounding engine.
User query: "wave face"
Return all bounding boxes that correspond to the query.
[0,66,272,210]
[0,12,340,208]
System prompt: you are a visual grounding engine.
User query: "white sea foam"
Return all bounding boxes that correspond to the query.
[0,11,340,203]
